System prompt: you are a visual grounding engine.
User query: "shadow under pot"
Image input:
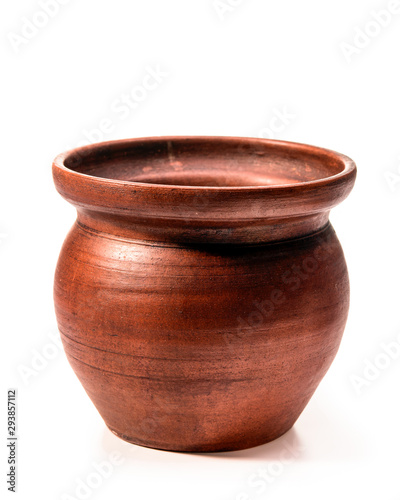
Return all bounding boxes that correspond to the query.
[52,136,356,452]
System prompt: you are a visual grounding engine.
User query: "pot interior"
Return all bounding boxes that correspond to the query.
[64,138,346,188]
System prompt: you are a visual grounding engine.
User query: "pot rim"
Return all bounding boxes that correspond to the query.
[53,135,355,192]
[52,136,356,225]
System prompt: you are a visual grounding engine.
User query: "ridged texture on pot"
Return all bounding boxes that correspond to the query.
[54,220,348,452]
[53,137,356,452]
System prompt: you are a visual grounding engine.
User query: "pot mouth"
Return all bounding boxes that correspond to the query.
[54,136,355,191]
[52,136,356,232]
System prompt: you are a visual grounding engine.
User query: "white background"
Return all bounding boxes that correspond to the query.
[1,0,400,499]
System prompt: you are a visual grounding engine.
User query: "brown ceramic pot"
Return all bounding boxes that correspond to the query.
[53,136,356,452]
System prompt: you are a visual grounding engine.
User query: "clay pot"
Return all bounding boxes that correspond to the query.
[53,136,356,452]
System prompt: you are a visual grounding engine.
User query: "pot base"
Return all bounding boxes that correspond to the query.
[107,424,295,453]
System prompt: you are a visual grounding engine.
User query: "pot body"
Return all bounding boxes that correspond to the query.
[54,218,349,452]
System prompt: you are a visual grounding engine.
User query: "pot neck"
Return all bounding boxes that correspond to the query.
[76,208,331,246]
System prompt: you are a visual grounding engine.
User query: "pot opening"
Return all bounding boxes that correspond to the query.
[63,137,348,189]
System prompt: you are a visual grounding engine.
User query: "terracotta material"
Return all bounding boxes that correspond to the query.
[53,136,356,452]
